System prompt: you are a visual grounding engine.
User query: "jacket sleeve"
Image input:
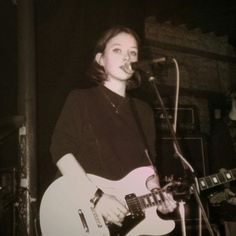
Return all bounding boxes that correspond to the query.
[50,90,83,164]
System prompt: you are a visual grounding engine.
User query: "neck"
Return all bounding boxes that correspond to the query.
[104,80,126,97]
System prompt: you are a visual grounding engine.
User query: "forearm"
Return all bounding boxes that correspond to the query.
[56,153,98,197]
[56,153,128,226]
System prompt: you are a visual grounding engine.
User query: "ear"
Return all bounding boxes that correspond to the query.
[95,53,104,66]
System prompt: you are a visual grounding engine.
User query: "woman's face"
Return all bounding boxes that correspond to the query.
[96,32,138,82]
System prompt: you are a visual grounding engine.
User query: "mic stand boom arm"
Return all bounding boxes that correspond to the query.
[147,73,215,236]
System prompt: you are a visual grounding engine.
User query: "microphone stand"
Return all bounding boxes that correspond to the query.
[146,72,215,236]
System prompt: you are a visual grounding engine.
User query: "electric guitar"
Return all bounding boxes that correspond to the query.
[39,166,175,236]
[198,168,236,191]
[39,167,236,236]
[198,168,236,205]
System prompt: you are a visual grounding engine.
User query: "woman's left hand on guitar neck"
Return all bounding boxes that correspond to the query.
[147,174,177,214]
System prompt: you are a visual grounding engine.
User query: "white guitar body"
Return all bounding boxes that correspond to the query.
[40,166,175,236]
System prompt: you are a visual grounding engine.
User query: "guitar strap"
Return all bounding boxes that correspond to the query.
[129,98,156,169]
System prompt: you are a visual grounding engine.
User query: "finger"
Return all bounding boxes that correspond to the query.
[228,197,236,205]
[161,201,175,212]
[115,203,128,214]
[105,213,122,227]
[227,190,235,196]
[163,192,175,202]
[156,204,170,214]
[116,208,128,219]
[162,192,177,208]
[116,207,128,219]
[112,199,129,216]
[108,211,124,226]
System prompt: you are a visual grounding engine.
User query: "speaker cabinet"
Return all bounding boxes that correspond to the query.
[156,135,209,180]
[0,168,16,236]
[156,135,211,235]
[154,106,200,134]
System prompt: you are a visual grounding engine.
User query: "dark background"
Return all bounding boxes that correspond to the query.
[1,0,236,205]
[1,0,148,201]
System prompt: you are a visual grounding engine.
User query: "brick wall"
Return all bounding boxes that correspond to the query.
[144,17,236,133]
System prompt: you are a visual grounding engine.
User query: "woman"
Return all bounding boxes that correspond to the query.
[49,26,176,234]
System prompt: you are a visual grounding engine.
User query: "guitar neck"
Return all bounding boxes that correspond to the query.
[124,168,236,215]
[198,168,236,191]
[125,190,164,214]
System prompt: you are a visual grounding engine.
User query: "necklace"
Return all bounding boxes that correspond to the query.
[103,90,123,114]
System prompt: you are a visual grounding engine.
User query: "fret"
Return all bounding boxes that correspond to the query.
[138,196,146,209]
[136,190,164,210]
[231,169,236,178]
[146,194,152,207]
[217,172,226,183]
[199,178,208,190]
[151,192,159,205]
[147,193,156,206]
[211,174,220,185]
[199,168,236,191]
[155,193,162,202]
[205,176,214,188]
[141,195,150,208]
[224,170,233,180]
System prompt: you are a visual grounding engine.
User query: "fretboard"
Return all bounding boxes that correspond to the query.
[125,190,164,213]
[138,191,163,209]
[125,168,236,215]
[198,168,236,191]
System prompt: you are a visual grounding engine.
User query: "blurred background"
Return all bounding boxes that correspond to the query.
[1,0,236,235]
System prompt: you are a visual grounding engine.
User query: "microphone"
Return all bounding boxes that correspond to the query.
[121,57,168,74]
[131,57,167,71]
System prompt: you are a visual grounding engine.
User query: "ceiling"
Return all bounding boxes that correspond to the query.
[145,0,236,46]
[2,0,236,47]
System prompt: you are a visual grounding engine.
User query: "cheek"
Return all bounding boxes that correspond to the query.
[103,56,118,71]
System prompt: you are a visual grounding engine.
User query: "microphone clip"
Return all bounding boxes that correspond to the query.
[163,177,192,202]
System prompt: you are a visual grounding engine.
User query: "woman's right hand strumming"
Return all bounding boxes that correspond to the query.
[95,193,129,227]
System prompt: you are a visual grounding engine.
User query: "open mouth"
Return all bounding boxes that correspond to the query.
[120,63,133,74]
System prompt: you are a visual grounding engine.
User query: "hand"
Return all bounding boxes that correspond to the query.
[228,196,236,205]
[225,188,236,205]
[209,188,236,205]
[146,174,177,214]
[95,193,129,226]
[209,192,226,205]
[154,190,177,214]
[146,174,161,191]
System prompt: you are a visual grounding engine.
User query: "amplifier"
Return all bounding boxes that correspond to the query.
[0,167,16,236]
[0,167,16,215]
[154,106,200,134]
[156,135,209,223]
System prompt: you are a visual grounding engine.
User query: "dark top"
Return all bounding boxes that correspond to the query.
[50,85,156,180]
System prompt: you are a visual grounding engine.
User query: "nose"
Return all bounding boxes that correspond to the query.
[123,51,131,61]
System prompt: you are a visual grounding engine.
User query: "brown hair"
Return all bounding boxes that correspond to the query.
[87,25,141,88]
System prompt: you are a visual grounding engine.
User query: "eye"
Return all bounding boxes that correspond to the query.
[113,48,122,53]
[129,50,138,57]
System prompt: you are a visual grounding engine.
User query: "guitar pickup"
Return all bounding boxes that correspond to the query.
[125,193,144,217]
